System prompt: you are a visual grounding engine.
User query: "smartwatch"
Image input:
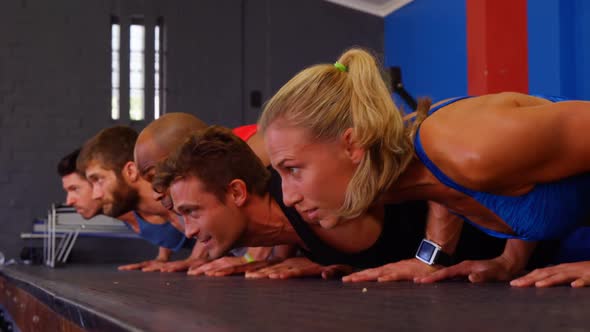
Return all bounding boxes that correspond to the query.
[415,239,453,266]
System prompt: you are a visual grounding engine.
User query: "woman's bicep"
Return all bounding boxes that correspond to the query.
[521,101,590,180]
[555,101,590,174]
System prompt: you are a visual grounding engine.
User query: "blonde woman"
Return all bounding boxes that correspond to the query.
[258,48,590,287]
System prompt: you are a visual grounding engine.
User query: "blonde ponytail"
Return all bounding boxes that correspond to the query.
[259,48,414,218]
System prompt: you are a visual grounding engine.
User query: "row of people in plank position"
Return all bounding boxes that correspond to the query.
[58,48,590,287]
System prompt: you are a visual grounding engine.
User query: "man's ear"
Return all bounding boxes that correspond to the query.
[341,128,365,165]
[122,161,139,182]
[227,179,248,207]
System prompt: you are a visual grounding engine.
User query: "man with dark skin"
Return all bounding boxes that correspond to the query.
[78,126,208,272]
[133,113,290,275]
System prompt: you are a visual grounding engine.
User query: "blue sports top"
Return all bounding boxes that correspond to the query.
[126,211,189,251]
[413,95,590,241]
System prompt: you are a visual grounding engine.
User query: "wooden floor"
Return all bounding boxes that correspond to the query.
[1,264,589,332]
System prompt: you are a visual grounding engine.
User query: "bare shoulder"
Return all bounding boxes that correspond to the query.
[418,93,580,192]
[430,97,458,109]
[478,92,552,107]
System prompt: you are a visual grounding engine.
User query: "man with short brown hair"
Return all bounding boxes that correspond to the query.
[78,125,207,272]
[57,148,102,219]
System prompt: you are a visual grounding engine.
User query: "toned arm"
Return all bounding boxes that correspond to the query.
[482,100,590,187]
[421,99,590,193]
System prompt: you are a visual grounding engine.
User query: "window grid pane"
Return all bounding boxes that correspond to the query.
[111,23,120,120]
[154,24,160,119]
[129,24,145,121]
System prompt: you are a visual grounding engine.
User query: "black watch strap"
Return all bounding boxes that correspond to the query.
[433,250,453,266]
[416,239,455,267]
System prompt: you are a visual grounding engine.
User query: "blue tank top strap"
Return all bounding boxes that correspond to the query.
[414,125,477,196]
[123,220,134,232]
[428,96,473,116]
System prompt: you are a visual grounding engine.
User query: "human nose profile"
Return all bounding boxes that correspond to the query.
[282,182,303,207]
[92,185,104,200]
[66,193,76,206]
[185,220,200,240]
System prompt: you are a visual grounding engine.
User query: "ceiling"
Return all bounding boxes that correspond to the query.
[323,0,414,17]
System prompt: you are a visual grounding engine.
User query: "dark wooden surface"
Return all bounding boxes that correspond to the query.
[1,264,589,332]
[0,274,85,332]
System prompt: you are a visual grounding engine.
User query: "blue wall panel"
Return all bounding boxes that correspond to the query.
[385,0,467,105]
[528,0,590,100]
[527,0,561,96]
[387,0,590,102]
[573,1,590,100]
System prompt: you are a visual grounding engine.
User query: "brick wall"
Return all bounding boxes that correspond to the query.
[0,0,116,259]
[0,0,383,260]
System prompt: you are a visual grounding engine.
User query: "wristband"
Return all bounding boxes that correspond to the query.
[244,253,255,263]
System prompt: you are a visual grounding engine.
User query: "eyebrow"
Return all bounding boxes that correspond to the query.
[140,165,155,176]
[175,203,198,214]
[276,157,292,169]
[86,173,98,181]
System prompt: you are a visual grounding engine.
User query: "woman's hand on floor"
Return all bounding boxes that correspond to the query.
[415,256,516,284]
[511,261,590,288]
[342,258,436,282]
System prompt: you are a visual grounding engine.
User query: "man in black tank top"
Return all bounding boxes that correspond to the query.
[152,126,509,279]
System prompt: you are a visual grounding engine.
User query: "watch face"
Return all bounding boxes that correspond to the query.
[416,240,437,263]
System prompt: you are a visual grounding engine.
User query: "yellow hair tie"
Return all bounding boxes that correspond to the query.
[243,253,255,263]
[334,61,348,72]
